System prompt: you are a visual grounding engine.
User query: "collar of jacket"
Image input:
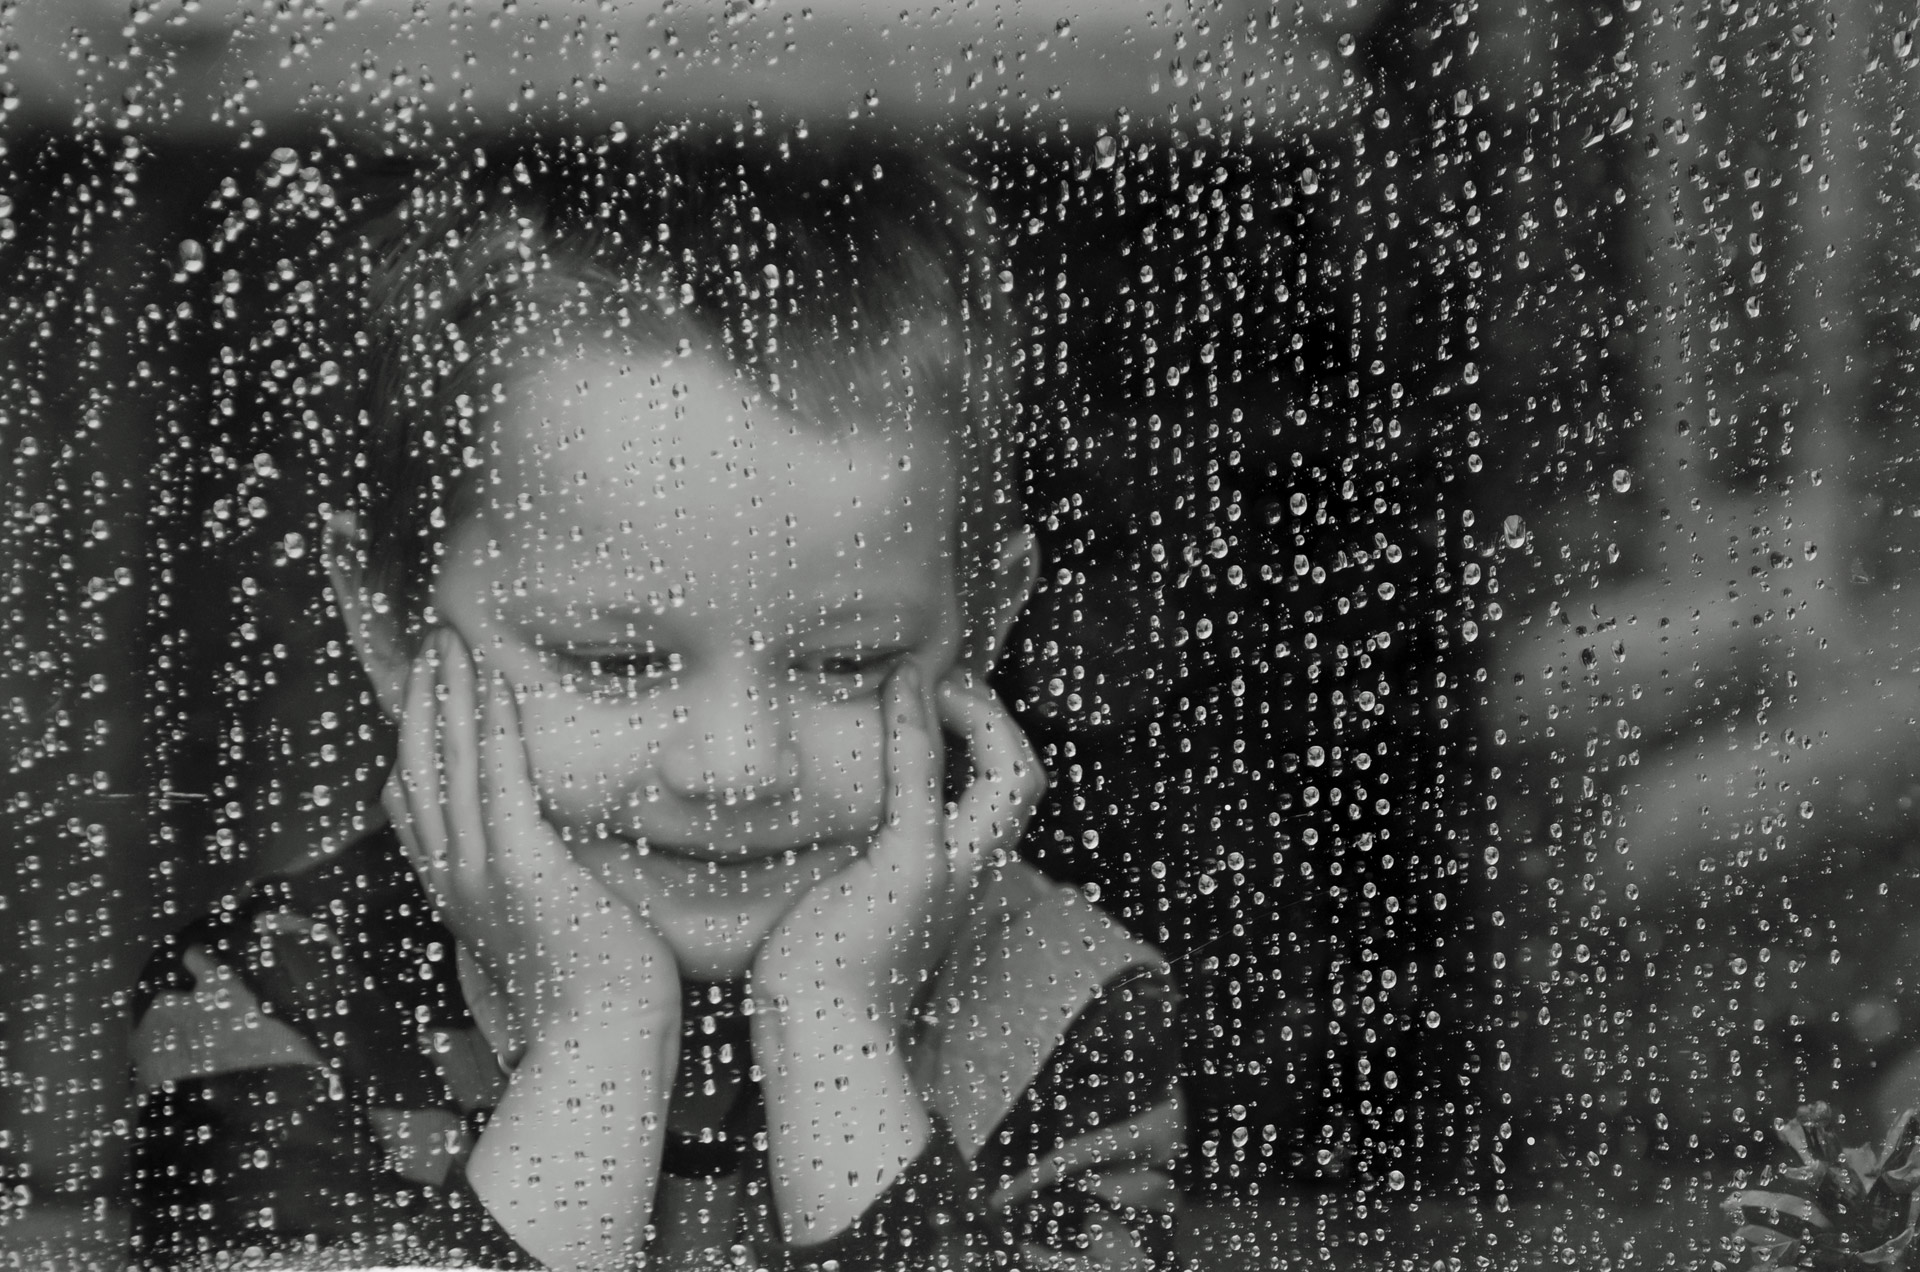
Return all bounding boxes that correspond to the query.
[909,859,1167,1162]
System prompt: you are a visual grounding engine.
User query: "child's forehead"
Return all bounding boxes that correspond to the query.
[475,347,962,538]
[503,344,950,445]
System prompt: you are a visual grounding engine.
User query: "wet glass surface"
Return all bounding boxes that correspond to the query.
[0,2,1915,1268]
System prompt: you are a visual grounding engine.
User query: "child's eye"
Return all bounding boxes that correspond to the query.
[563,649,679,696]
[799,649,905,689]
[815,650,902,675]
[594,651,678,679]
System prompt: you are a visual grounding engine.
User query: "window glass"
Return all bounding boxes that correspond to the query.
[0,2,1912,1267]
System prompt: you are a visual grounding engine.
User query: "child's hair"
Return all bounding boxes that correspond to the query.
[347,128,1023,651]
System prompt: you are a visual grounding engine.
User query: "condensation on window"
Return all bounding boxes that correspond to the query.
[0,1,1914,1269]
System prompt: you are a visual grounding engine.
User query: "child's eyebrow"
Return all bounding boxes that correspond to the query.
[804,600,935,634]
[499,591,938,637]
[497,594,665,632]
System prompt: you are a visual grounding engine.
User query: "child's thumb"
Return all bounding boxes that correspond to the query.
[382,769,419,850]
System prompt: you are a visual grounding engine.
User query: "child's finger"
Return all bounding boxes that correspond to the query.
[938,678,1047,879]
[436,629,490,912]
[871,663,943,879]
[831,663,945,983]
[392,638,453,908]
[476,665,555,876]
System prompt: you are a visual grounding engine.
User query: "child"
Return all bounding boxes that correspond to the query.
[127,135,1183,1271]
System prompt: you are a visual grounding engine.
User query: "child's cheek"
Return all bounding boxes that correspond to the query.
[511,691,641,824]
[796,697,890,824]
[819,678,944,822]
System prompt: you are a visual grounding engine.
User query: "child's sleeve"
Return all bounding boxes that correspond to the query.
[125,906,542,1270]
[783,967,1184,1272]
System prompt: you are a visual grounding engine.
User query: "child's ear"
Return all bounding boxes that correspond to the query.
[324,511,412,722]
[967,526,1040,677]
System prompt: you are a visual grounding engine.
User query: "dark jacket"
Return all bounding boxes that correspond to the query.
[128,825,1183,1270]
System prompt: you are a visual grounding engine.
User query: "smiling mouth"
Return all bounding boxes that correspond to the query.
[625,837,839,869]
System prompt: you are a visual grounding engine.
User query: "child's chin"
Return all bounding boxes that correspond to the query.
[666,935,763,983]
[652,907,781,984]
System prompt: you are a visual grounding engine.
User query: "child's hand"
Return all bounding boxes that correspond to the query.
[385,628,680,1049]
[753,663,1047,1033]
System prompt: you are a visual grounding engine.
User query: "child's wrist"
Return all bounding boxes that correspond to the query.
[518,968,681,1040]
[752,956,888,1008]
[554,975,680,1024]
[756,974,930,1044]
[749,984,911,1066]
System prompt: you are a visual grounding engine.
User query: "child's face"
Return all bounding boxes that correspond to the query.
[428,345,966,982]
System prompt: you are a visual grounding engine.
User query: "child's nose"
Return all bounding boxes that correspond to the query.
[656,681,799,803]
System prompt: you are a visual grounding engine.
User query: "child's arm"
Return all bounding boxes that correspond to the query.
[756,892,1182,1271]
[464,983,676,1272]
[967,968,1185,1269]
[125,853,551,1270]
[751,667,1050,1246]
[392,631,679,1271]
[783,965,1185,1272]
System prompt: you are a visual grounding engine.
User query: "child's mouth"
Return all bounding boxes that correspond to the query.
[622,835,866,875]
[631,837,806,867]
